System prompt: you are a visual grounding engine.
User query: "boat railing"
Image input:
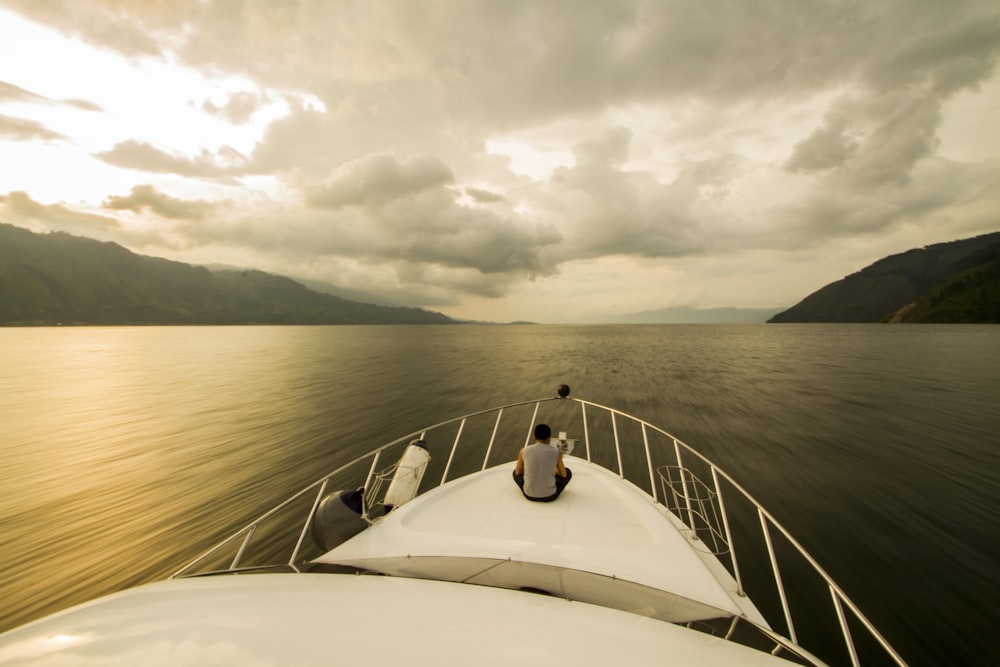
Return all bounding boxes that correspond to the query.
[172,393,907,667]
[657,465,729,556]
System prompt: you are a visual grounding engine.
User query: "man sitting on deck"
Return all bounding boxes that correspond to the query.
[513,423,572,502]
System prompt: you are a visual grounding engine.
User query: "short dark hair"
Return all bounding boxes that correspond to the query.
[534,423,551,441]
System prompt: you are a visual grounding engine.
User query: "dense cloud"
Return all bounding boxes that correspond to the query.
[0,0,998,319]
[103,184,217,221]
[300,153,559,281]
[306,154,455,209]
[94,140,247,182]
[0,191,120,235]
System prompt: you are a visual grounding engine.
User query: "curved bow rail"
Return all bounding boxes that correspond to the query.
[172,393,908,667]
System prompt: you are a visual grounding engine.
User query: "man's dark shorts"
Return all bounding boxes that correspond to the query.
[513,468,572,502]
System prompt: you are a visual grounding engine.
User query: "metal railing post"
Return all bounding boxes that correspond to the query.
[674,439,696,530]
[642,423,657,502]
[831,586,861,667]
[290,478,329,565]
[362,450,381,493]
[440,418,466,485]
[713,467,744,595]
[481,408,504,470]
[581,402,592,462]
[229,525,256,571]
[361,450,382,518]
[525,401,541,446]
[611,411,624,477]
[759,508,797,644]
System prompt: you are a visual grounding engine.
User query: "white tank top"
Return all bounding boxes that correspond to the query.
[522,443,558,498]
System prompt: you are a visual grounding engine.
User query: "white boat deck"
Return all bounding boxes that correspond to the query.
[317,456,767,626]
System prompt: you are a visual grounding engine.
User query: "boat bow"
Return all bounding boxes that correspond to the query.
[1,389,909,667]
[318,457,768,626]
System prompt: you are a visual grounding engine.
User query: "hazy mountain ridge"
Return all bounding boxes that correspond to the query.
[769,232,1000,323]
[0,223,455,325]
[609,306,783,324]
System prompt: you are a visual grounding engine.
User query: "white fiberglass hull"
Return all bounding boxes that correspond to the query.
[0,574,790,666]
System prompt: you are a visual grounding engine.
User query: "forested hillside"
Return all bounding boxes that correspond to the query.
[768,232,1000,323]
[891,246,1000,322]
[0,224,455,325]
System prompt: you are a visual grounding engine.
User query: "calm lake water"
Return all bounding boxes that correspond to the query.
[1,324,997,665]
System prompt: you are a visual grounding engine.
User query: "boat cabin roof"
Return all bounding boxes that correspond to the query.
[0,574,788,666]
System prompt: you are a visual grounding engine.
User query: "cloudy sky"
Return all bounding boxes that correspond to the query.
[1,1,998,322]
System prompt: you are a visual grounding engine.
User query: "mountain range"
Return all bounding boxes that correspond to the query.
[768,231,1000,323]
[2,222,997,325]
[0,223,454,326]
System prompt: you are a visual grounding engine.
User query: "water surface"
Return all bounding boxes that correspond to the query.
[1,324,997,665]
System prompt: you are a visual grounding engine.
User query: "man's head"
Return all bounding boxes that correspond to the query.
[534,423,551,442]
